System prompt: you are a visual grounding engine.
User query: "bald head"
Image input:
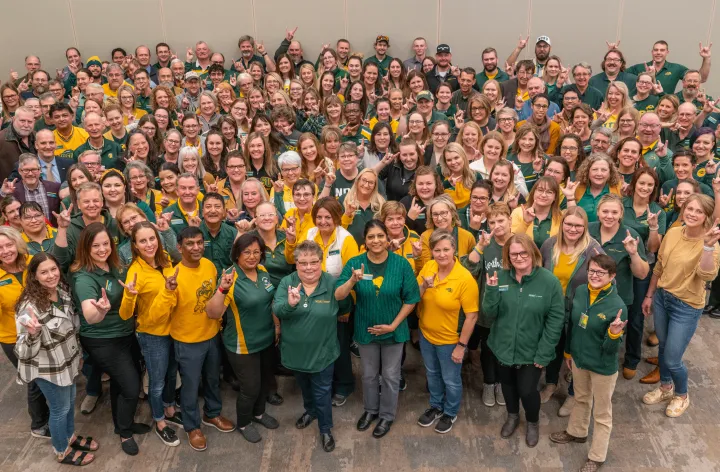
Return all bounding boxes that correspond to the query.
[527,77,546,98]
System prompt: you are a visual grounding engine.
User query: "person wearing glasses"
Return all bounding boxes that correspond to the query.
[1,154,61,226]
[19,202,57,254]
[483,233,564,447]
[516,94,561,155]
[217,152,247,214]
[417,195,476,273]
[511,176,562,249]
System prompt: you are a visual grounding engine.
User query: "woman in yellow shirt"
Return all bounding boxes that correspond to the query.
[119,222,180,447]
[0,227,49,437]
[418,195,476,274]
[117,85,147,125]
[439,143,479,209]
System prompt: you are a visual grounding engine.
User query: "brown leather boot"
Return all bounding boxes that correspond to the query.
[647,333,659,346]
[622,367,636,380]
[640,366,660,384]
[645,357,658,365]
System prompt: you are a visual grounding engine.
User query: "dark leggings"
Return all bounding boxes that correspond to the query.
[498,364,542,423]
[226,345,274,428]
[470,326,500,384]
[544,328,566,385]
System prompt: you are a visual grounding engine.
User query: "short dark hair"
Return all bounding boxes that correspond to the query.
[588,254,617,275]
[19,201,43,218]
[231,232,266,265]
[50,102,73,117]
[155,42,170,53]
[531,93,550,105]
[111,47,126,58]
[178,226,203,243]
[515,60,535,75]
[293,178,315,196]
[471,180,493,194]
[460,67,476,78]
[208,64,225,76]
[134,69,149,79]
[202,192,225,208]
[363,219,388,241]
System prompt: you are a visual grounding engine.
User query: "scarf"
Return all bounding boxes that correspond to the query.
[534,115,552,152]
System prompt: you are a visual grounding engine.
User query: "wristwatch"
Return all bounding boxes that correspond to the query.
[457,341,468,349]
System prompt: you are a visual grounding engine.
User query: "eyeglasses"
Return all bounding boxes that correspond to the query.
[498,117,515,123]
[563,222,585,230]
[19,167,40,173]
[637,81,653,86]
[166,139,181,144]
[282,165,301,173]
[470,195,489,202]
[297,260,321,268]
[293,192,313,200]
[638,123,660,129]
[509,251,529,260]
[433,132,450,138]
[588,269,609,276]
[82,162,101,167]
[534,188,555,196]
[564,96,579,101]
[227,164,246,171]
[21,213,43,221]
[561,146,578,152]
[129,175,146,181]
[408,120,424,125]
[532,103,549,109]
[359,178,376,186]
[619,119,635,124]
[431,210,450,219]
[241,250,262,257]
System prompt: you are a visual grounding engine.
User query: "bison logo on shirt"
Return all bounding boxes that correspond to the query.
[194,279,214,313]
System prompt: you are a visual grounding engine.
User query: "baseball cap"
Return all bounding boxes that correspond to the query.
[536,36,551,46]
[416,90,434,102]
[185,71,200,81]
[436,44,451,54]
[375,35,390,45]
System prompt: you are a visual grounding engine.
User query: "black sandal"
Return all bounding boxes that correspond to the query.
[70,436,98,452]
[58,450,94,466]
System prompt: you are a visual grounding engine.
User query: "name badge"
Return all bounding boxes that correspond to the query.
[204,241,210,247]
[579,313,589,329]
[47,192,57,198]
[171,219,184,225]
[105,280,113,292]
[246,171,254,177]
[498,285,508,292]
[417,213,426,220]
[0,279,12,287]
[263,278,274,292]
[328,249,340,256]
[355,209,362,215]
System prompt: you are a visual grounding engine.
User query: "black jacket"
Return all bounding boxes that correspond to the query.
[425,65,458,95]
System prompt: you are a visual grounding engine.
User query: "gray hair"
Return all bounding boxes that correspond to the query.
[178,146,207,179]
[170,58,184,67]
[237,72,252,83]
[590,127,613,140]
[124,160,154,183]
[177,172,199,186]
[278,151,302,168]
[18,153,40,168]
[572,62,592,76]
[199,90,218,107]
[86,83,104,93]
[164,128,182,141]
[294,240,323,261]
[106,63,124,75]
[38,92,56,102]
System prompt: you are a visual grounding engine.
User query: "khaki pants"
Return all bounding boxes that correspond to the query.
[566,362,618,463]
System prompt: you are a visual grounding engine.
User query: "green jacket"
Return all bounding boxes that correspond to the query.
[54,210,120,271]
[567,284,627,375]
[273,272,341,373]
[200,222,237,275]
[482,266,565,367]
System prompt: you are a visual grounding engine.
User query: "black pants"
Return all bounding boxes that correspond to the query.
[477,327,500,384]
[1,342,49,430]
[544,328,566,385]
[498,364,542,423]
[226,345,274,428]
[80,335,141,438]
[333,320,354,396]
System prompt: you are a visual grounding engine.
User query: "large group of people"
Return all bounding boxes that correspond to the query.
[1,29,720,472]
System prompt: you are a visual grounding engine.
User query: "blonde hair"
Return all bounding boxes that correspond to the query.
[343,168,385,214]
[604,81,631,111]
[680,193,715,229]
[376,200,407,221]
[552,206,591,266]
[597,193,624,220]
[425,194,460,230]
[0,227,28,271]
[440,143,477,189]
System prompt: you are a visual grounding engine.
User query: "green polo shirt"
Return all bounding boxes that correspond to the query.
[557,84,604,110]
[626,61,688,93]
[273,272,341,373]
[461,237,503,328]
[103,131,128,153]
[578,185,609,223]
[475,69,510,89]
[339,194,376,246]
[337,252,420,345]
[162,200,202,235]
[622,198,667,247]
[588,222,647,305]
[333,68,350,92]
[588,71,638,96]
[425,110,452,130]
[531,213,554,249]
[250,229,295,287]
[136,94,153,114]
[72,266,133,338]
[674,90,711,109]
[633,95,660,114]
[507,153,542,192]
[200,222,237,275]
[73,138,122,170]
[223,265,276,354]
[364,55,393,77]
[339,124,371,146]
[22,228,57,255]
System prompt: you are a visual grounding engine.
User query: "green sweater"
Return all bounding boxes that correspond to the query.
[482,266,565,367]
[273,272,341,373]
[336,252,420,345]
[567,284,627,375]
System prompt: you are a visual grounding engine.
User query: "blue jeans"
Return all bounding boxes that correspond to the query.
[174,336,223,431]
[653,289,703,395]
[419,331,463,417]
[294,363,334,434]
[35,379,76,454]
[137,333,178,422]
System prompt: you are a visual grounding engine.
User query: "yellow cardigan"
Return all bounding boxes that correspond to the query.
[510,205,562,240]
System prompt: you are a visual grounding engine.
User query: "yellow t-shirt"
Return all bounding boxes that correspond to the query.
[119,257,171,336]
[103,81,133,98]
[517,89,530,102]
[443,178,472,209]
[53,127,89,158]
[149,258,219,343]
[554,252,579,296]
[417,259,479,345]
[418,227,476,275]
[281,207,315,245]
[123,108,148,126]
[0,256,31,344]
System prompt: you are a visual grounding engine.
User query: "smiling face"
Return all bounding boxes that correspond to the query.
[133,226,159,261]
[399,144,419,170]
[430,202,452,230]
[675,182,695,208]
[682,198,707,229]
[177,176,199,206]
[314,207,336,234]
[241,183,262,209]
[0,235,18,266]
[415,174,437,201]
[588,160,611,187]
[532,181,556,208]
[470,186,490,213]
[656,99,675,121]
[383,212,405,239]
[129,167,150,195]
[202,198,226,226]
[588,261,613,289]
[562,214,585,244]
[544,161,566,184]
[159,170,177,194]
[365,225,388,255]
[292,185,314,213]
[180,234,205,263]
[431,238,454,266]
[129,134,150,159]
[518,132,536,153]
[444,151,463,174]
[102,176,126,205]
[606,85,622,109]
[357,172,377,198]
[20,206,45,235]
[90,231,112,264]
[35,259,61,291]
[482,82,499,102]
[183,118,199,139]
[634,172,655,201]
[154,110,169,129]
[618,141,641,168]
[206,134,224,158]
[78,189,103,219]
[673,155,693,180]
[508,241,532,273]
[692,133,714,159]
[297,251,322,284]
[598,201,622,229]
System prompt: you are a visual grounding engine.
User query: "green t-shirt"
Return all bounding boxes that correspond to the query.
[331,170,356,199]
[626,61,688,93]
[633,95,660,114]
[508,153,542,192]
[72,266,133,338]
[223,266,276,354]
[73,138,123,170]
[578,185,610,223]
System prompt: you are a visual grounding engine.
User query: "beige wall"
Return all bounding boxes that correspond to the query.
[2,0,719,94]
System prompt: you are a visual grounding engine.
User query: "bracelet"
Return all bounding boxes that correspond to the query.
[457,341,468,349]
[566,198,575,202]
[704,245,716,252]
[218,287,229,295]
[473,247,483,257]
[648,226,659,231]
[645,295,653,299]
[262,52,268,56]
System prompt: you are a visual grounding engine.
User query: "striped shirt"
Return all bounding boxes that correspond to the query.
[15,289,81,387]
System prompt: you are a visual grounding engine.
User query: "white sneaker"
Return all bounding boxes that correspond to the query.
[643,386,675,405]
[558,395,575,417]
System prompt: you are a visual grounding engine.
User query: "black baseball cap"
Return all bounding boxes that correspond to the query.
[436,44,451,54]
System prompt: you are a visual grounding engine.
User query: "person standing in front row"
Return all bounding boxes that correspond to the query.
[641,194,720,417]
[335,220,420,439]
[273,240,347,453]
[550,254,628,472]
[483,233,564,448]
[150,227,236,452]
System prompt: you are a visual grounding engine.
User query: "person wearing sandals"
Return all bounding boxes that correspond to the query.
[206,233,280,444]
[118,221,181,447]
[549,254,628,472]
[483,233,565,448]
[641,194,720,417]
[15,253,100,467]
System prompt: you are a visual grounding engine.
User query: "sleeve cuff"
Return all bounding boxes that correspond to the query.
[563,352,572,359]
